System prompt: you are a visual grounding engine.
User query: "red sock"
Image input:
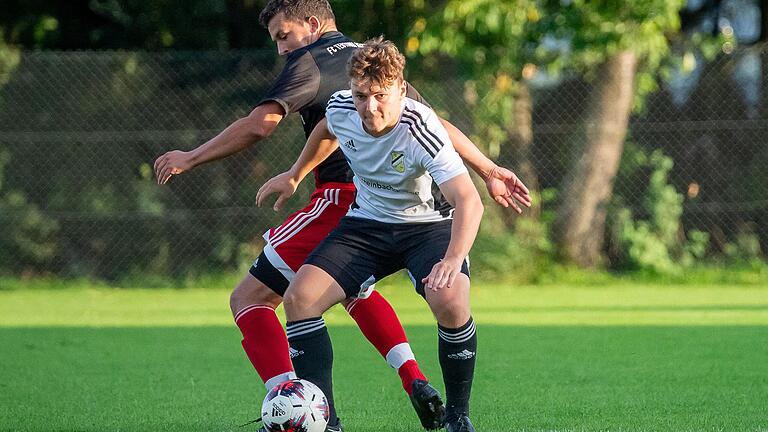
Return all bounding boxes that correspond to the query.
[398,359,427,395]
[235,305,294,388]
[346,291,426,394]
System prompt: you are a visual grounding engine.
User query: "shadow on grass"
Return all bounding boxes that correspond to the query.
[1,325,766,431]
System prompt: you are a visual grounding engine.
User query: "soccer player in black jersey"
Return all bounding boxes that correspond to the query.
[153,1,531,431]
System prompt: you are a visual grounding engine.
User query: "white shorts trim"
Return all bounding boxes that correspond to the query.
[266,189,339,249]
[261,242,296,282]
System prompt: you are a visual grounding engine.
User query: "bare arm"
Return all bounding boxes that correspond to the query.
[441,119,532,212]
[441,119,495,179]
[286,118,339,184]
[154,101,285,184]
[422,172,484,291]
[255,118,339,210]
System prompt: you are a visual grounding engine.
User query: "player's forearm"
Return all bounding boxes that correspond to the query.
[288,120,339,183]
[444,194,484,262]
[188,117,269,167]
[441,119,497,181]
[288,139,338,182]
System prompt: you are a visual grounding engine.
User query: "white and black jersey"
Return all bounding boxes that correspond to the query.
[325,91,468,223]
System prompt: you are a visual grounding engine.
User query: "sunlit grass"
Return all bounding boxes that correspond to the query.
[2,278,767,327]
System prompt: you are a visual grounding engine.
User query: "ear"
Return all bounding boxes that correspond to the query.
[399,79,407,97]
[307,16,321,33]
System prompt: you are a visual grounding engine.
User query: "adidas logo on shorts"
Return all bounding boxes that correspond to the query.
[289,347,305,358]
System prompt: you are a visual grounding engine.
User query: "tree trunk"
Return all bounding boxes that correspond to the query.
[553,50,638,268]
[504,81,540,224]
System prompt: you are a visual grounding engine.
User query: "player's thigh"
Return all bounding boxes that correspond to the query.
[283,264,347,321]
[423,273,472,328]
[401,221,471,326]
[402,220,470,297]
[230,265,284,316]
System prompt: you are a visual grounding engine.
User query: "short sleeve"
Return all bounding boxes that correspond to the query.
[404,107,467,185]
[257,50,321,114]
[423,140,468,185]
[325,91,355,137]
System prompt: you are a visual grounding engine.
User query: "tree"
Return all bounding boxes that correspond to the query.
[414,1,545,225]
[416,0,686,267]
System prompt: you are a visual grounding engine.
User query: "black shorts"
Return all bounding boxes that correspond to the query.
[304,217,470,298]
[249,252,290,296]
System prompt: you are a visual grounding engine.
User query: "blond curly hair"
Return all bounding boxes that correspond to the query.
[347,37,405,87]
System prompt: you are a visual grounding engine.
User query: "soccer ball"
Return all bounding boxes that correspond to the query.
[261,379,329,432]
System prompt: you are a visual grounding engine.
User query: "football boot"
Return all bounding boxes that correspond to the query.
[409,379,445,430]
[445,414,475,432]
[325,417,343,432]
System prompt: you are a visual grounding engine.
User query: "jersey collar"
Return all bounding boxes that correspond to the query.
[318,31,344,41]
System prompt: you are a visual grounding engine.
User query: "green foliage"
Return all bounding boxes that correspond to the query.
[471,216,553,282]
[610,147,709,274]
[725,226,764,264]
[413,2,698,261]
[1,0,231,49]
[1,0,434,51]
[0,33,20,88]
[0,156,59,272]
[0,38,59,273]
[416,0,688,101]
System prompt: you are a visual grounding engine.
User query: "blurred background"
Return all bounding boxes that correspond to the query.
[1,0,766,285]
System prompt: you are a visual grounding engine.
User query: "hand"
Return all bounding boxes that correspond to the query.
[154,150,194,184]
[256,172,299,211]
[422,256,464,292]
[485,166,532,213]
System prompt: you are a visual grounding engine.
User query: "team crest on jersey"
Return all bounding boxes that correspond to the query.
[391,151,405,173]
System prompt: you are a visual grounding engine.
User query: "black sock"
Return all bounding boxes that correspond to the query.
[438,317,477,419]
[286,317,338,426]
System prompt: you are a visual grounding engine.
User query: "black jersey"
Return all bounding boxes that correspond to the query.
[258,31,425,186]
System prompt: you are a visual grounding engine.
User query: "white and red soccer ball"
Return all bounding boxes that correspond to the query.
[261,379,329,432]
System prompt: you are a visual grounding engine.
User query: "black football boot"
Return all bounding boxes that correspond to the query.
[445,414,475,432]
[409,379,446,430]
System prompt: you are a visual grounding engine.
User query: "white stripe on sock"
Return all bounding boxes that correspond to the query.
[286,319,326,339]
[234,304,275,324]
[385,342,416,370]
[264,371,297,391]
[438,321,476,343]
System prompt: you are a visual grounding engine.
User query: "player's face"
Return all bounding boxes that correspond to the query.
[351,78,406,137]
[267,13,319,56]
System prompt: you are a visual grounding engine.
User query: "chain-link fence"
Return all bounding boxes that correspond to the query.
[1,46,766,280]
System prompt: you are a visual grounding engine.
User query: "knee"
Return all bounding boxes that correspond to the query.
[282,287,306,316]
[430,297,471,328]
[230,276,282,316]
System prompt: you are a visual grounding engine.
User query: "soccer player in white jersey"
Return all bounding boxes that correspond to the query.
[258,37,484,432]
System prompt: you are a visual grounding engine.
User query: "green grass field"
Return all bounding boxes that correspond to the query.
[1,280,767,431]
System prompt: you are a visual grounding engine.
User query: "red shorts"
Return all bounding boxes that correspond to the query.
[258,182,356,284]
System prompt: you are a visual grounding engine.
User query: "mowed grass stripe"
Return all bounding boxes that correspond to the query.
[1,284,768,327]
